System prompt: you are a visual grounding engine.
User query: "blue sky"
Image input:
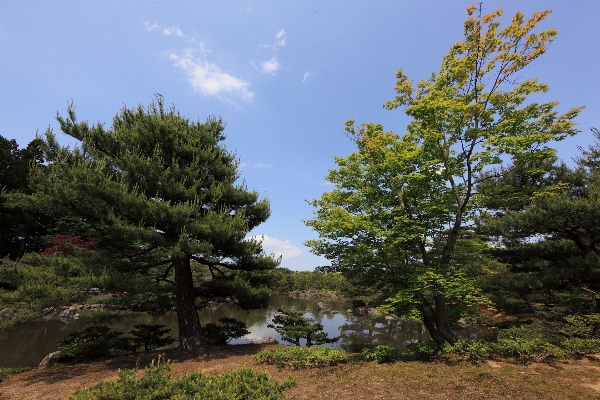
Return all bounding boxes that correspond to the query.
[2,1,599,271]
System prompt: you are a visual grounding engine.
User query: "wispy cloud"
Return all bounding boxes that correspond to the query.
[249,235,301,259]
[252,56,281,75]
[145,22,186,37]
[239,162,273,169]
[170,51,254,102]
[275,29,286,46]
[253,163,273,168]
[302,71,311,83]
[261,29,287,49]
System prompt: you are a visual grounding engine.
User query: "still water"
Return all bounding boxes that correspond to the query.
[0,295,487,367]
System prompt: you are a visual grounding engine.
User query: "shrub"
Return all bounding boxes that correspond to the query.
[560,314,600,338]
[402,340,445,360]
[69,354,296,400]
[445,339,494,362]
[362,345,398,363]
[130,324,176,351]
[201,318,250,346]
[267,308,338,347]
[58,326,134,358]
[446,322,600,362]
[492,325,567,361]
[340,342,375,353]
[253,346,347,369]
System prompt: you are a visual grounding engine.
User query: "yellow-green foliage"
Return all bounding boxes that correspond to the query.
[253,346,347,369]
[69,355,296,400]
[362,345,398,363]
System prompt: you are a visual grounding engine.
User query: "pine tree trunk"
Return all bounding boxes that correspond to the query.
[174,258,205,352]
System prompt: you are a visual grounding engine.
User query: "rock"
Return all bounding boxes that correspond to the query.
[251,337,279,345]
[39,351,61,368]
[317,302,332,312]
[367,308,381,317]
[457,318,470,328]
[0,308,13,319]
[57,307,78,319]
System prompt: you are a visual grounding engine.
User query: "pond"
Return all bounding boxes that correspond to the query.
[0,295,488,367]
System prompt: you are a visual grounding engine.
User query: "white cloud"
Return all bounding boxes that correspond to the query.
[145,22,160,31]
[145,22,185,37]
[248,235,301,260]
[253,163,273,168]
[252,56,281,75]
[261,29,287,49]
[239,162,273,169]
[163,27,184,37]
[302,71,311,83]
[275,29,286,47]
[170,52,254,101]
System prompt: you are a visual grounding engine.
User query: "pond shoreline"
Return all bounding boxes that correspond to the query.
[2,345,599,399]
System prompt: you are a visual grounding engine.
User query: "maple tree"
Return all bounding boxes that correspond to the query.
[306,4,583,345]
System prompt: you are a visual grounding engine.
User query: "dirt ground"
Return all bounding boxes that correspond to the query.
[1,345,599,400]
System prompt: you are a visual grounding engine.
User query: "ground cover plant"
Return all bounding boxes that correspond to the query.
[362,345,398,363]
[1,344,599,399]
[68,355,297,400]
[253,346,347,369]
[0,367,35,383]
[446,322,600,363]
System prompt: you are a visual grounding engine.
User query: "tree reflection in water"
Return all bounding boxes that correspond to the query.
[1,294,489,368]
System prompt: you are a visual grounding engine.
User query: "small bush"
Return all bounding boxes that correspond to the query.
[253,346,347,369]
[130,324,175,351]
[362,345,398,363]
[201,318,250,346]
[446,322,600,362]
[58,326,134,359]
[340,342,375,353]
[560,314,600,338]
[402,341,445,360]
[446,339,494,362]
[69,354,296,400]
[267,308,338,347]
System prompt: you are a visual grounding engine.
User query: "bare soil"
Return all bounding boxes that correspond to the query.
[1,345,599,400]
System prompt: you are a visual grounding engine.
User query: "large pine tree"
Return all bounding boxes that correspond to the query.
[29,96,279,351]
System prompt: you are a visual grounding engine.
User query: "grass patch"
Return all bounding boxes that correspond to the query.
[68,354,296,400]
[0,367,35,383]
[253,346,347,369]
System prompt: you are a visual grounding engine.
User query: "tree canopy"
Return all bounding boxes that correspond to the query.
[477,128,600,318]
[305,4,583,345]
[14,96,279,351]
[0,135,48,258]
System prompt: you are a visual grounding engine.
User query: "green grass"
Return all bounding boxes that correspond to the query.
[0,367,36,382]
[253,346,347,369]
